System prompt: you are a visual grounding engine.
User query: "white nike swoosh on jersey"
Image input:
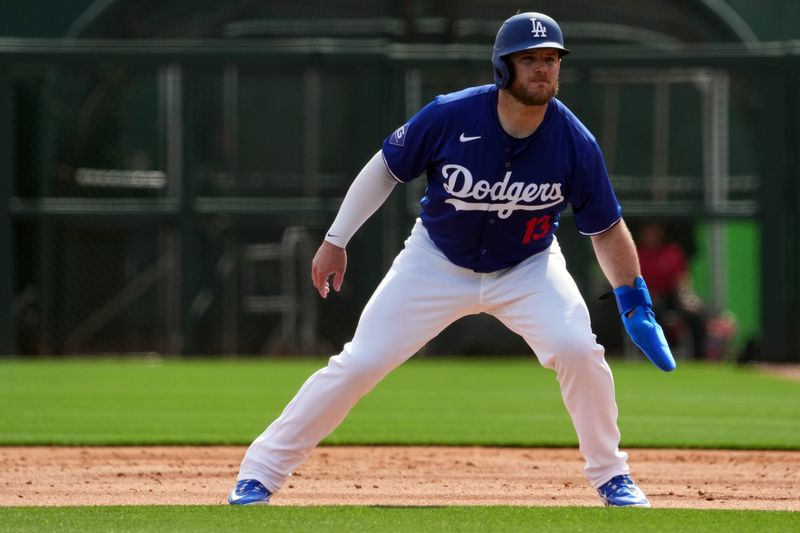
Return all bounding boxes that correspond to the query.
[459,133,481,142]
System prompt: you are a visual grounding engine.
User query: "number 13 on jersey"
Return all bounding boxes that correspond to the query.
[523,215,551,244]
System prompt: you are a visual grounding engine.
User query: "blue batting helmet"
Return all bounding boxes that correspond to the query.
[492,12,570,89]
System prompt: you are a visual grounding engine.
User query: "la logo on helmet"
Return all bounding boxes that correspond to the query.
[530,18,547,38]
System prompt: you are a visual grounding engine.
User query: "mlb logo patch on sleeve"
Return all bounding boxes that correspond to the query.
[389,124,409,147]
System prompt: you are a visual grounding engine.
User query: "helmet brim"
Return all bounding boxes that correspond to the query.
[502,42,570,57]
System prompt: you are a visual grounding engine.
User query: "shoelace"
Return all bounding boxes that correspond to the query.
[237,480,265,494]
[604,475,637,495]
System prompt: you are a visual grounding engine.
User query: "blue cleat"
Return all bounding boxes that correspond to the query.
[596,475,651,508]
[228,479,272,505]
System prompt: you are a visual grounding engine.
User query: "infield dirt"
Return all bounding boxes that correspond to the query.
[2,446,798,510]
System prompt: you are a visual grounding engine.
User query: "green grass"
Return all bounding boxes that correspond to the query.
[1,506,798,532]
[0,358,798,448]
[1,359,798,531]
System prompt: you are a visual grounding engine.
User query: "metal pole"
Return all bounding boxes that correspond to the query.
[702,70,730,315]
[652,80,670,202]
[304,66,321,196]
[221,64,239,354]
[0,66,13,355]
[161,63,186,354]
[600,84,620,174]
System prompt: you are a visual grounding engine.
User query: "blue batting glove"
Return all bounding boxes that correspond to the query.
[613,277,676,372]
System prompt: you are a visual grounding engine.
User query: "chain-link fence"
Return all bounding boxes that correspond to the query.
[1,34,797,359]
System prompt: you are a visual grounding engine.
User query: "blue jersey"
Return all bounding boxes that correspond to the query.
[382,84,621,273]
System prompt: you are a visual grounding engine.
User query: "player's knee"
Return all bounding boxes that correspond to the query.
[545,334,603,368]
[328,344,395,389]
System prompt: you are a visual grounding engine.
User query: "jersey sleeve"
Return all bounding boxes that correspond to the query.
[381,100,442,183]
[569,143,622,235]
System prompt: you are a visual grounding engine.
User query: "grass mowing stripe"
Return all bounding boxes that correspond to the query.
[1,506,798,533]
[0,359,798,448]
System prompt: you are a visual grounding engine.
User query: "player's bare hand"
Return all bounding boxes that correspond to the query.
[311,240,347,298]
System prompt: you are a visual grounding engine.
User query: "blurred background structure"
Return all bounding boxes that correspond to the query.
[0,0,797,361]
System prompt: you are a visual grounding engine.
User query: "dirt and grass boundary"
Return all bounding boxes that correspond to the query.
[2,446,798,511]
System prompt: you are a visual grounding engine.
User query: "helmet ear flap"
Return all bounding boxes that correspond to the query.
[502,57,514,88]
[492,57,513,89]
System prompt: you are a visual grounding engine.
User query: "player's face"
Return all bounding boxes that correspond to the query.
[506,48,560,106]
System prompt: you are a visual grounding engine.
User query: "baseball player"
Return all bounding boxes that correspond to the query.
[228,12,675,508]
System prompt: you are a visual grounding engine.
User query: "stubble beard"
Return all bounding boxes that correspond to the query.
[508,78,559,106]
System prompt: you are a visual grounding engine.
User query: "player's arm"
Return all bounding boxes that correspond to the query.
[589,219,639,288]
[311,150,397,298]
[591,219,676,372]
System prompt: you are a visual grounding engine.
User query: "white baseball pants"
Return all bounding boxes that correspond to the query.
[237,220,630,491]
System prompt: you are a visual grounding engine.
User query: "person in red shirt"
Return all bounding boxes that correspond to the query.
[636,221,707,359]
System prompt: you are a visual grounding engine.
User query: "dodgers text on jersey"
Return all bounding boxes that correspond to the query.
[440,164,564,219]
